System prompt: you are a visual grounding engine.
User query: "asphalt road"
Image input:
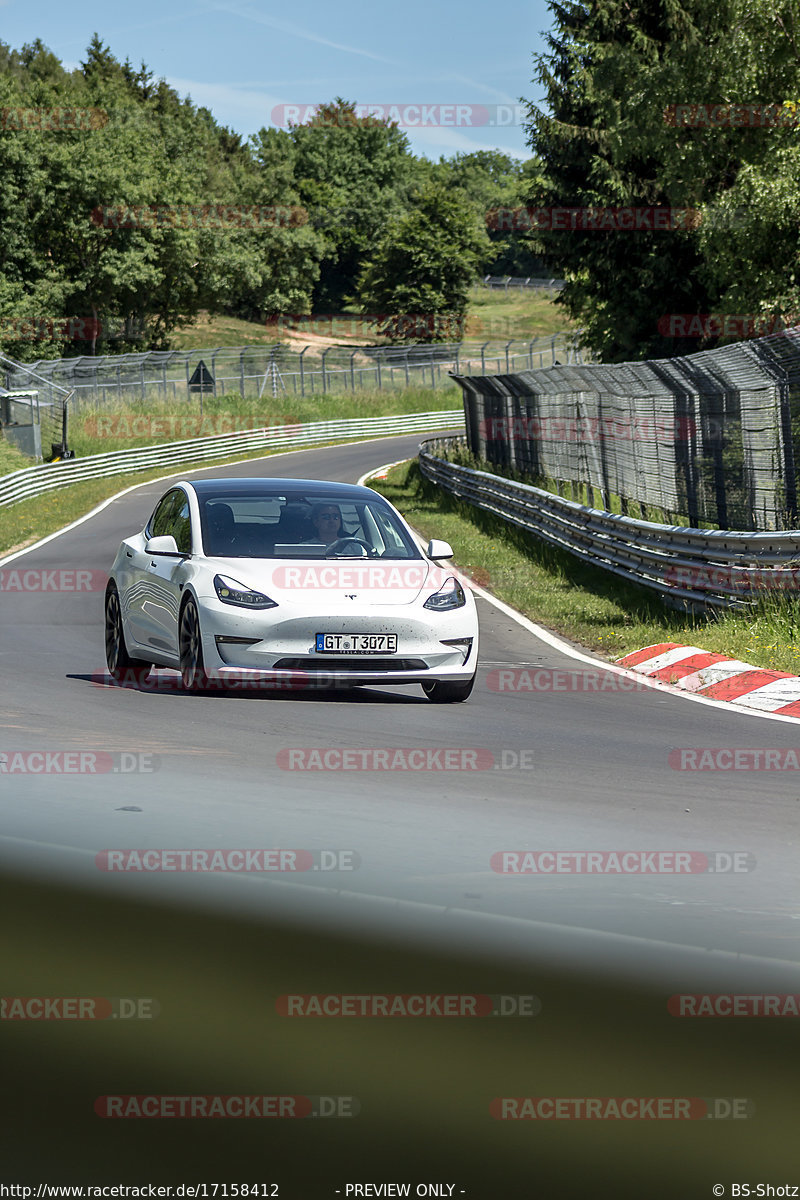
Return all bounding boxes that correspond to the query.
[2,432,800,983]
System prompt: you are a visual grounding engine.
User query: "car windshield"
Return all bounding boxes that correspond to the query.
[198,490,422,559]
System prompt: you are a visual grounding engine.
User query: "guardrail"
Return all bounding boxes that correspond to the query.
[0,410,464,510]
[419,437,800,611]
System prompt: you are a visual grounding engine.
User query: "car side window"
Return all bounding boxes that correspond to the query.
[169,496,192,554]
[149,491,180,538]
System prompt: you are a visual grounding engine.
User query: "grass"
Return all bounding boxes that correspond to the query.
[0,435,31,478]
[65,385,462,457]
[464,284,574,341]
[369,458,800,677]
[167,285,571,350]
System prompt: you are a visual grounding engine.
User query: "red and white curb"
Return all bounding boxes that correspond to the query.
[617,643,800,718]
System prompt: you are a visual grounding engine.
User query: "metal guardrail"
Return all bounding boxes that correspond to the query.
[0,410,464,510]
[419,437,800,611]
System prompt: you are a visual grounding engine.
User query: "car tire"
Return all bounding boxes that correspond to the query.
[105,584,151,684]
[421,672,476,703]
[179,597,211,692]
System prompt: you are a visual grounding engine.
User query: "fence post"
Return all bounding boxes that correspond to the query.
[322,347,330,394]
[350,350,356,391]
[299,345,307,397]
[211,349,219,398]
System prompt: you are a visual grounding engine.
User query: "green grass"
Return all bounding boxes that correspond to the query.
[0,435,31,478]
[370,458,800,677]
[465,284,574,340]
[167,286,570,350]
[65,385,462,457]
[168,311,288,350]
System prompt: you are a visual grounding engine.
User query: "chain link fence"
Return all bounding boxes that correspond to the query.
[482,275,565,291]
[456,328,800,533]
[2,335,583,459]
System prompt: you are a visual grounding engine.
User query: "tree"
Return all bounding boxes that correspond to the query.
[0,37,322,357]
[355,182,492,341]
[281,98,418,310]
[523,0,800,361]
[432,150,547,275]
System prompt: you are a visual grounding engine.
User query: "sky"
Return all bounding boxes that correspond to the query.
[0,0,554,160]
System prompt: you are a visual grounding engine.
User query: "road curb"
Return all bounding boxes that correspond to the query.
[617,643,800,717]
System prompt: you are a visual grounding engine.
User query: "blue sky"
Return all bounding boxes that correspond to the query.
[0,0,554,160]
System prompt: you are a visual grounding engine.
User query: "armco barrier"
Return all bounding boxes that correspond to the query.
[418,437,800,611]
[0,410,463,509]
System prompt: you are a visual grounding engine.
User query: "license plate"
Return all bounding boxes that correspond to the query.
[316,633,397,654]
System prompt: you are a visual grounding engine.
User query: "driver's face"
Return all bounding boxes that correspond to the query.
[315,508,341,542]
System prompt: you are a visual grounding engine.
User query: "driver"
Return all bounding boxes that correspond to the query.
[303,503,348,546]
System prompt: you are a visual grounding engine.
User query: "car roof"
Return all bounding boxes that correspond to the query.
[184,477,381,501]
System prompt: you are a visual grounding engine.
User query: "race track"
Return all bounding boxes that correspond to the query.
[2,432,799,980]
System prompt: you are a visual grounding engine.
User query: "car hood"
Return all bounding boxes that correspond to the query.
[204,557,451,606]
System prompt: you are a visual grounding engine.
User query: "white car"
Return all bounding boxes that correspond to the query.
[104,477,479,702]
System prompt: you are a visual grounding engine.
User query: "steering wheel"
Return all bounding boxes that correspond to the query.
[324,537,376,557]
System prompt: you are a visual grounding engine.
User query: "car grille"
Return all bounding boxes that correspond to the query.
[272,657,428,672]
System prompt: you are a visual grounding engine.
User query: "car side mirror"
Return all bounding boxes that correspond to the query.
[145,535,183,556]
[427,539,454,559]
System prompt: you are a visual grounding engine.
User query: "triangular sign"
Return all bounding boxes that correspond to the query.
[188,360,215,388]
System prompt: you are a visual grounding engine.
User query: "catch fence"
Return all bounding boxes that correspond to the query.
[1,335,582,460]
[482,276,565,291]
[456,327,800,532]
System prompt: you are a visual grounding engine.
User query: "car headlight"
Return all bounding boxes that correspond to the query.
[213,574,277,609]
[423,576,467,611]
